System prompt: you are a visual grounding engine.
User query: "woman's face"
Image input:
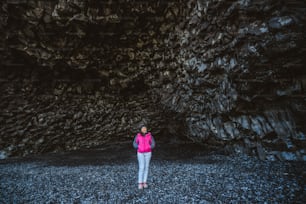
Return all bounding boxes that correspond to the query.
[141,126,147,134]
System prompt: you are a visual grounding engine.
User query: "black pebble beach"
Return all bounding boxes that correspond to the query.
[1,143,305,203]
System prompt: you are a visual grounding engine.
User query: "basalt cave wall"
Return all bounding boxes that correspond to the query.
[0,0,306,160]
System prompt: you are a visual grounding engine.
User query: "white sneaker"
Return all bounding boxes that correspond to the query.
[138,183,143,190]
[143,183,148,188]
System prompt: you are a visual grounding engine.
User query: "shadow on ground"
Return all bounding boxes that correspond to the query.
[0,142,226,166]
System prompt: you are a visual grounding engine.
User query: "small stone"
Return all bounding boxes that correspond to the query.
[269,16,294,29]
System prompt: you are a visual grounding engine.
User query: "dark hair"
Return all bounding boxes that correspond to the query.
[140,125,147,130]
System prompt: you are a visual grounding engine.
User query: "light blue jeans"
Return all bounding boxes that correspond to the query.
[137,152,152,183]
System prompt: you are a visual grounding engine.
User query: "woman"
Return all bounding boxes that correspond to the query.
[133,125,156,189]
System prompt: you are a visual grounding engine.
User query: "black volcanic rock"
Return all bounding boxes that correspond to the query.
[0,0,306,160]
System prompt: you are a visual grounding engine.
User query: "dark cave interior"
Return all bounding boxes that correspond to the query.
[0,0,306,161]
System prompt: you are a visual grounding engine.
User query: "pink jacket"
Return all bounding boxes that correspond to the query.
[133,132,155,153]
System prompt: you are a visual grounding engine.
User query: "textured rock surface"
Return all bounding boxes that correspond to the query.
[0,0,306,159]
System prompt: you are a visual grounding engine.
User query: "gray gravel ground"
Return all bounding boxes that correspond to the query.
[0,142,305,203]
